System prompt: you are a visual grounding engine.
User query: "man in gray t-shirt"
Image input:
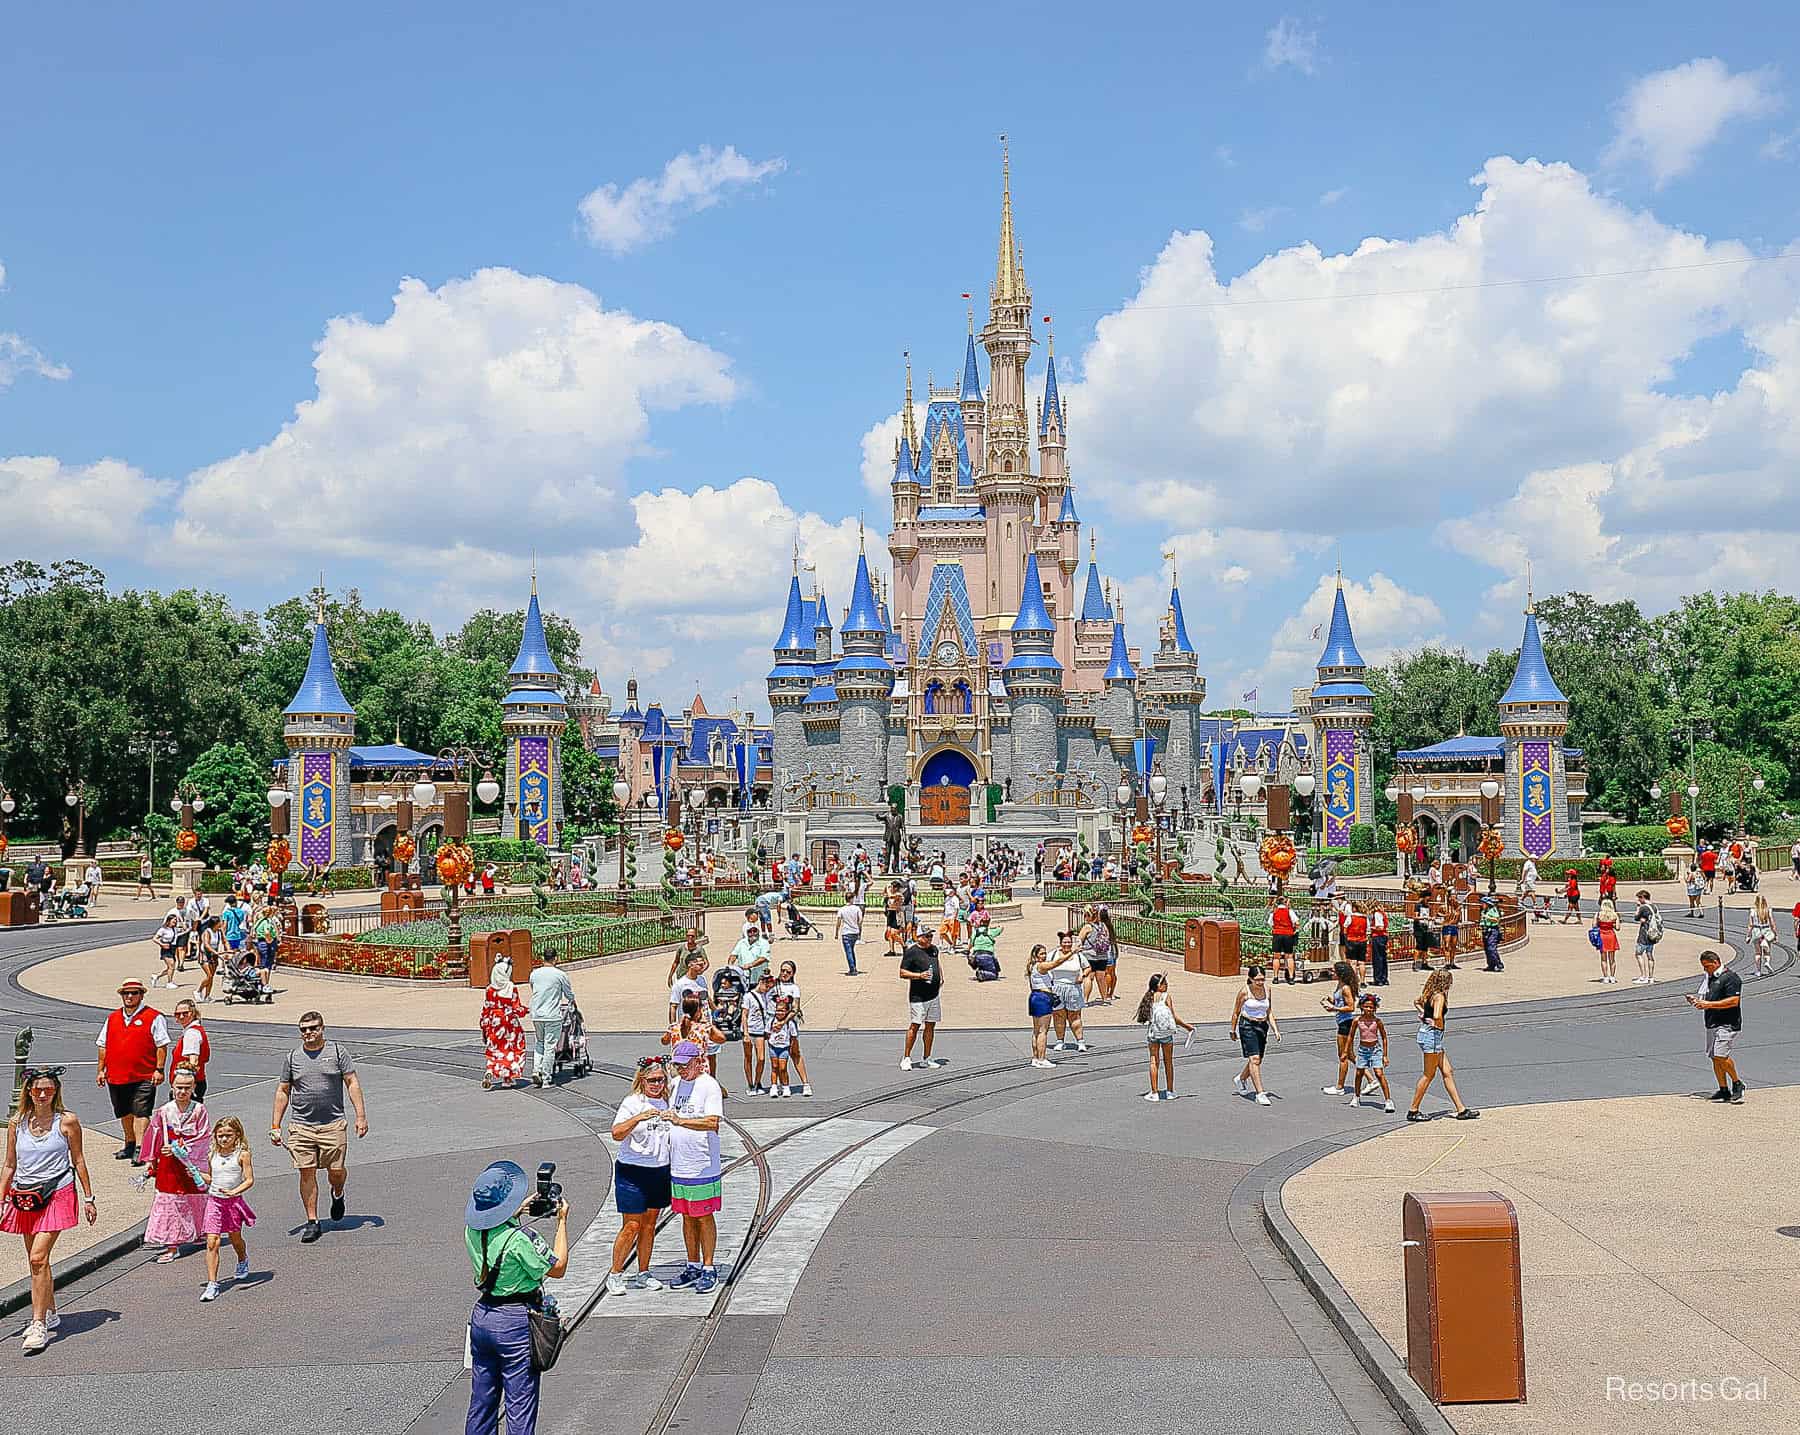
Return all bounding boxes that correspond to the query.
[270,1011,369,1244]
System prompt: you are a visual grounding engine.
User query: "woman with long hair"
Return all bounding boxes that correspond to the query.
[1229,967,1281,1106]
[607,1058,672,1295]
[2,1067,98,1353]
[1320,961,1360,1095]
[1406,970,1479,1122]
[1595,896,1621,983]
[1025,943,1058,1069]
[1749,894,1776,976]
[1078,904,1120,1004]
[1135,972,1194,1101]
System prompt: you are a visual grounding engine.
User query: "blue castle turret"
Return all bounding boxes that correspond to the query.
[283,601,356,870]
[1499,597,1573,860]
[1310,573,1375,849]
[1004,553,1064,785]
[502,576,566,847]
[834,549,896,805]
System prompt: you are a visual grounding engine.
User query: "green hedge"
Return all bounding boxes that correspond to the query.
[1491,855,1669,881]
[470,838,551,872]
[1585,824,1685,856]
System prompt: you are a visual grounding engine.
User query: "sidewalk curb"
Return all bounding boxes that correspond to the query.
[1251,1132,1457,1435]
[0,1219,149,1320]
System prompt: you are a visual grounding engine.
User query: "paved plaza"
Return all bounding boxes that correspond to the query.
[0,890,1793,1434]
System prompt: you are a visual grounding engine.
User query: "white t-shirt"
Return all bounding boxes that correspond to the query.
[670,977,708,1011]
[1050,945,1083,981]
[613,1093,671,1167]
[669,1074,723,1181]
[176,1023,205,1065]
[942,894,960,922]
[838,903,863,938]
[1520,859,1539,889]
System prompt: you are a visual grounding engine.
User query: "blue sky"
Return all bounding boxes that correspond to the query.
[4,3,1797,708]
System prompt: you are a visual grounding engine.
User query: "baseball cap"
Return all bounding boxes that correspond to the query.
[672,1039,704,1062]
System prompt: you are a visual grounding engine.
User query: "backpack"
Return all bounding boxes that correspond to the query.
[1644,909,1665,944]
[1587,924,1603,950]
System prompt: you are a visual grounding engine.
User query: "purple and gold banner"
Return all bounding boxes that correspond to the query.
[1323,727,1358,846]
[298,751,334,867]
[1519,740,1553,857]
[516,735,552,847]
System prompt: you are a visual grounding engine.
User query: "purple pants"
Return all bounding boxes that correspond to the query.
[467,1300,539,1435]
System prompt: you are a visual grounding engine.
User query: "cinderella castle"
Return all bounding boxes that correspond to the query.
[766,153,1211,861]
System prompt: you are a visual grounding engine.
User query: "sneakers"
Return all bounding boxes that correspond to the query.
[1074,1042,1091,1053]
[20,1320,47,1354]
[1406,1110,1426,1122]
[234,1259,249,1280]
[1345,1093,1362,1107]
[1158,1090,1175,1101]
[899,1057,914,1071]
[774,1085,790,1098]
[43,1311,59,1331]
[631,1274,665,1291]
[114,1144,136,1161]
[1709,1088,1732,1102]
[606,1272,630,1296]
[1454,1108,1481,1120]
[1322,1085,1345,1095]
[1143,1091,1161,1102]
[1231,1076,1249,1095]
[801,1084,813,1096]
[1254,1092,1272,1106]
[1729,1089,1746,1105]
[200,1282,220,1302]
[1733,1079,1747,1097]
[1029,1058,1056,1069]
[925,1057,946,1068]
[1384,1100,1396,1113]
[672,1263,703,1288]
[693,1266,718,1294]
[329,1190,346,1222]
[300,1220,323,1243]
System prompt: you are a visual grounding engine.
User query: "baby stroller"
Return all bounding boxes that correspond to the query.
[784,899,822,939]
[221,949,274,1005]
[1734,862,1759,893]
[553,993,592,1079]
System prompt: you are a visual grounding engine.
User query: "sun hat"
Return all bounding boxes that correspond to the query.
[672,1039,704,1063]
[118,978,147,994]
[464,1160,531,1230]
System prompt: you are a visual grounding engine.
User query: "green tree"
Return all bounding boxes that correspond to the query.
[560,730,618,837]
[1653,592,1800,788]
[449,607,593,692]
[181,743,271,864]
[1658,743,1787,838]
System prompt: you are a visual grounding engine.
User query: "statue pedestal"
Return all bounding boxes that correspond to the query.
[1661,844,1692,879]
[170,859,205,898]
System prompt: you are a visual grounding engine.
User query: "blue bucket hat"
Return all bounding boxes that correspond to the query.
[465,1160,531,1230]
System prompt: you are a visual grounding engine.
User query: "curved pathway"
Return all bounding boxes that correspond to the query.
[0,900,1787,1434]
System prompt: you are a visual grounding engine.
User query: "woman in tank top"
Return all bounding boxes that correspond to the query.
[1229,968,1282,1107]
[2,1067,99,1353]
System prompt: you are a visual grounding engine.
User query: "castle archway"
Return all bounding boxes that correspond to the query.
[917,746,979,825]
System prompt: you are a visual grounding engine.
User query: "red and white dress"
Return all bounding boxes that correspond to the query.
[479,982,529,1085]
[140,1098,211,1246]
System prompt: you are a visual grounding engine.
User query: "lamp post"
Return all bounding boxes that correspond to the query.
[1408,783,1428,864]
[128,729,176,815]
[1114,777,1132,874]
[1686,782,1701,861]
[1148,769,1169,875]
[1736,767,1765,838]
[66,779,93,857]
[0,784,15,864]
[1386,782,1404,878]
[1478,778,1503,895]
[612,778,632,896]
[167,779,206,895]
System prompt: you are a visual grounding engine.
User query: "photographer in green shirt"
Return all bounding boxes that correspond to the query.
[464,1160,569,1435]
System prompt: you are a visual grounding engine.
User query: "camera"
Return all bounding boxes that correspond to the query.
[524,1161,562,1218]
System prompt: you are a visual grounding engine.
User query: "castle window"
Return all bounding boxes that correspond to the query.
[953,680,973,715]
[924,681,943,715]
[1003,458,1013,474]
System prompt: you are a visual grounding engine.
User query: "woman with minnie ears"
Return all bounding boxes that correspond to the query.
[2,1067,99,1354]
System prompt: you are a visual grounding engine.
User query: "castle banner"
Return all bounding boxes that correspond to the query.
[298,751,334,867]
[1519,740,1553,857]
[1323,727,1358,846]
[516,735,552,847]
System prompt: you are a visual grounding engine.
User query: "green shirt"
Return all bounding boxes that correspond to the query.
[466,1219,552,1297]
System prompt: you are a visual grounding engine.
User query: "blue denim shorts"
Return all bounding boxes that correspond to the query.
[1417,1024,1445,1054]
[1354,1043,1384,1071]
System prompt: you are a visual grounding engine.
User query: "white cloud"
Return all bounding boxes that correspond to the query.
[1603,58,1781,186]
[1319,186,1349,207]
[1215,145,1237,168]
[1259,572,1448,694]
[859,408,904,500]
[577,145,785,254]
[1263,18,1320,75]
[172,267,737,572]
[0,261,70,387]
[0,456,171,557]
[1237,206,1286,234]
[1067,156,1800,545]
[1763,129,1799,162]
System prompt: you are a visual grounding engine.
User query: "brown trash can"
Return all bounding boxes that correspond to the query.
[1403,1191,1526,1405]
[0,890,41,926]
[468,929,536,988]
[301,902,328,935]
[278,901,299,940]
[1183,918,1204,973]
[1199,918,1241,978]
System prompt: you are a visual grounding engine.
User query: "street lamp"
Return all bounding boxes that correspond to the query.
[1114,778,1132,869]
[612,778,632,896]
[63,780,95,857]
[0,785,14,859]
[1478,777,1503,895]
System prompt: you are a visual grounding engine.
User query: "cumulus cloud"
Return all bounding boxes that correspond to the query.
[1263,18,1320,75]
[1319,187,1349,207]
[0,261,70,387]
[1259,572,1448,693]
[0,456,171,558]
[172,267,737,572]
[578,145,786,254]
[1067,156,1799,545]
[1603,58,1781,186]
[1237,206,1286,234]
[859,408,904,500]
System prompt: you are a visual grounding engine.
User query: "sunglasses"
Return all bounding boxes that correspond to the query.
[21,1067,66,1083]
[299,1023,324,1033]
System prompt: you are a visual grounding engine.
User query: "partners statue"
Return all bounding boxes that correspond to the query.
[881,800,906,873]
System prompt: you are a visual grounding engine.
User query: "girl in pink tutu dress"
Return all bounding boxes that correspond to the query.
[200,1117,255,1301]
[138,1064,211,1262]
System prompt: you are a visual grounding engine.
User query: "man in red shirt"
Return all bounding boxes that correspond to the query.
[95,978,169,1164]
[1699,844,1718,893]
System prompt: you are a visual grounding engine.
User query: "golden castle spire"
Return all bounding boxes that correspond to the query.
[993,136,1026,306]
[901,351,919,455]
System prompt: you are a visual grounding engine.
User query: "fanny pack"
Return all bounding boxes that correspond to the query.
[9,1164,70,1214]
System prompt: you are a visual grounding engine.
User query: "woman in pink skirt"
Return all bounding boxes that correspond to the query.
[2,1067,99,1353]
[200,1117,255,1301]
[479,956,529,1089]
[138,1063,211,1261]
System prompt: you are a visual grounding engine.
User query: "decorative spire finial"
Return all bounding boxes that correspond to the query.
[530,552,537,596]
[1089,532,1097,561]
[394,718,401,745]
[900,351,919,455]
[1525,560,1535,614]
[1163,547,1177,587]
[315,574,325,625]
[1335,544,1342,589]
[858,513,865,555]
[993,134,1025,305]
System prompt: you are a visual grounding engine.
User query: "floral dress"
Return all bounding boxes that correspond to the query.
[479,983,529,1085]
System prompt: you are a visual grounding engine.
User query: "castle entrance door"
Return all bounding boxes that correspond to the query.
[919,749,977,826]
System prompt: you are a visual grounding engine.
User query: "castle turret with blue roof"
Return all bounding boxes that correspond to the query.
[833,545,896,804]
[1499,592,1573,860]
[1004,552,1065,784]
[1142,562,1208,809]
[767,567,816,806]
[1310,571,1375,849]
[283,595,357,869]
[501,574,567,847]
